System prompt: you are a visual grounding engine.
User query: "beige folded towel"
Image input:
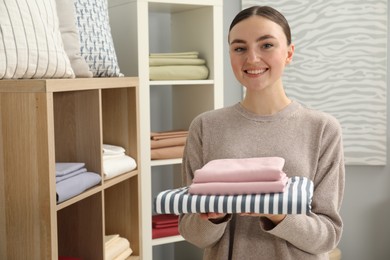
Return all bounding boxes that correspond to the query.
[150,65,209,80]
[150,51,199,58]
[151,146,185,160]
[151,136,187,149]
[149,57,206,66]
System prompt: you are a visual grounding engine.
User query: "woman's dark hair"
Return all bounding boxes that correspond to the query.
[229,6,292,46]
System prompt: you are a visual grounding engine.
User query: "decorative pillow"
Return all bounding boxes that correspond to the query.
[0,0,74,79]
[74,0,122,77]
[56,0,92,78]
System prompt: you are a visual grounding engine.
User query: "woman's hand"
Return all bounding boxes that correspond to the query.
[199,212,228,222]
[239,213,286,225]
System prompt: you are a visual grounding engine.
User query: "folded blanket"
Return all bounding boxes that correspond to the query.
[56,167,87,183]
[150,51,199,58]
[151,136,187,149]
[55,162,85,176]
[149,57,206,66]
[105,236,130,260]
[149,65,209,80]
[193,157,285,183]
[154,176,313,215]
[152,214,179,229]
[103,155,137,180]
[151,130,188,140]
[151,146,184,160]
[188,176,289,195]
[152,226,180,239]
[113,247,133,260]
[56,172,101,203]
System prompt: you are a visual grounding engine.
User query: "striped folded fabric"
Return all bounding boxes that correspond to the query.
[154,176,313,215]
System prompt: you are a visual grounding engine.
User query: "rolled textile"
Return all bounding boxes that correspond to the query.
[188,177,289,195]
[149,65,209,80]
[151,146,184,160]
[154,176,313,215]
[56,162,85,176]
[193,157,286,183]
[149,57,206,66]
[151,136,187,149]
[103,155,137,180]
[56,172,101,203]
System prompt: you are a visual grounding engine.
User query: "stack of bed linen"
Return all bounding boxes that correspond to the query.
[56,162,101,203]
[149,51,209,80]
[150,130,188,160]
[152,214,180,239]
[103,144,137,180]
[154,157,314,215]
[105,234,133,260]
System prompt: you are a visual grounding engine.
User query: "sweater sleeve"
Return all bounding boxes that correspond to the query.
[261,115,345,254]
[178,116,230,248]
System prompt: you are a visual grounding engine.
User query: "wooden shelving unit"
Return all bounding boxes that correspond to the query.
[0,77,140,260]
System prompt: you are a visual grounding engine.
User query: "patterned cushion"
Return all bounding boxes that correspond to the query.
[74,0,122,77]
[0,0,74,79]
[56,0,92,78]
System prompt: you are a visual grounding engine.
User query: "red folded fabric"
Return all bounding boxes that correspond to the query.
[153,222,178,229]
[152,214,179,225]
[152,226,180,239]
[59,257,82,260]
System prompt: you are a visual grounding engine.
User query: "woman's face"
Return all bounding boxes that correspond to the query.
[229,16,294,92]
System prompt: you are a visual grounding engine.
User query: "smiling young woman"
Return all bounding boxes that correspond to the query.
[179,6,345,260]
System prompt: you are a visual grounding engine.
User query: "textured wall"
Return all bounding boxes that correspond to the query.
[242,0,387,165]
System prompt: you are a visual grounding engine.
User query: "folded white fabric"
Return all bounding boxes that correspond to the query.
[113,248,133,260]
[103,155,137,180]
[55,162,85,176]
[154,176,313,215]
[193,157,286,183]
[103,144,126,155]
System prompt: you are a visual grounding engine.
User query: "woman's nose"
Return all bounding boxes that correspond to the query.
[246,49,261,63]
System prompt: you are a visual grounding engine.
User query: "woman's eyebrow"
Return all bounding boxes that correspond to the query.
[230,34,276,45]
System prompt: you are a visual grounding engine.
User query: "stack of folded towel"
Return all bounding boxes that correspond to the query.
[189,157,289,195]
[150,130,188,160]
[149,51,209,80]
[56,162,101,203]
[103,144,137,180]
[105,234,133,260]
[152,214,180,239]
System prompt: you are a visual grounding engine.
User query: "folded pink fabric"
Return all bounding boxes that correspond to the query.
[189,175,289,195]
[193,157,285,183]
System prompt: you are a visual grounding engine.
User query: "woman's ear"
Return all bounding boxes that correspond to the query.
[285,44,295,65]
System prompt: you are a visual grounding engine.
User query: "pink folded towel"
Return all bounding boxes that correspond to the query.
[189,175,289,195]
[193,157,285,183]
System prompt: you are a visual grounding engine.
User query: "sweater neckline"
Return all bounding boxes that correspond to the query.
[234,100,300,122]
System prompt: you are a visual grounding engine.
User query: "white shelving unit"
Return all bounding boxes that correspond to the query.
[108,1,223,259]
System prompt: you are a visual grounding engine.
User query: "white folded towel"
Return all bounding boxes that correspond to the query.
[103,144,126,155]
[105,236,131,260]
[103,155,137,180]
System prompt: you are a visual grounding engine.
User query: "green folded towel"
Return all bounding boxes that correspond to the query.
[149,58,206,66]
[149,65,209,80]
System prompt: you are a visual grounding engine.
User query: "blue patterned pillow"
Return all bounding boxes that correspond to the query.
[74,0,122,77]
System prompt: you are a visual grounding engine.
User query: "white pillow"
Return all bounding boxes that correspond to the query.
[56,0,92,78]
[0,0,75,79]
[74,0,122,77]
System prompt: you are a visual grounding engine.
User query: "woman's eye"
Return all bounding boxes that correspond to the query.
[234,47,246,53]
[262,43,273,49]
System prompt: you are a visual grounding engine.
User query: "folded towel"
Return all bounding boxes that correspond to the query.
[150,51,199,58]
[189,177,289,195]
[151,130,188,141]
[113,247,133,260]
[151,146,184,160]
[154,176,313,215]
[103,155,137,180]
[55,162,85,176]
[56,172,101,203]
[152,214,179,228]
[193,157,286,183]
[103,144,126,155]
[149,57,206,66]
[149,65,209,80]
[56,167,87,183]
[152,226,180,239]
[105,236,130,260]
[151,136,187,149]
[105,234,120,248]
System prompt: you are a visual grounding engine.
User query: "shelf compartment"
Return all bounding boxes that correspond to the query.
[57,192,104,260]
[152,235,184,246]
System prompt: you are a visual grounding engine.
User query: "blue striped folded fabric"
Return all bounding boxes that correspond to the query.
[154,176,313,215]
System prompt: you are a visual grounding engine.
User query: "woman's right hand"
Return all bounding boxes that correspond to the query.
[199,212,227,221]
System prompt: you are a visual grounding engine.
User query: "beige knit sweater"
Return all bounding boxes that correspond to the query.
[179,101,345,260]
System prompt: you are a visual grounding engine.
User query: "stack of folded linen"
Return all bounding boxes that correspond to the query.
[152,214,180,239]
[105,234,133,260]
[189,157,289,195]
[150,130,188,160]
[103,144,137,180]
[56,162,101,203]
[149,51,209,80]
